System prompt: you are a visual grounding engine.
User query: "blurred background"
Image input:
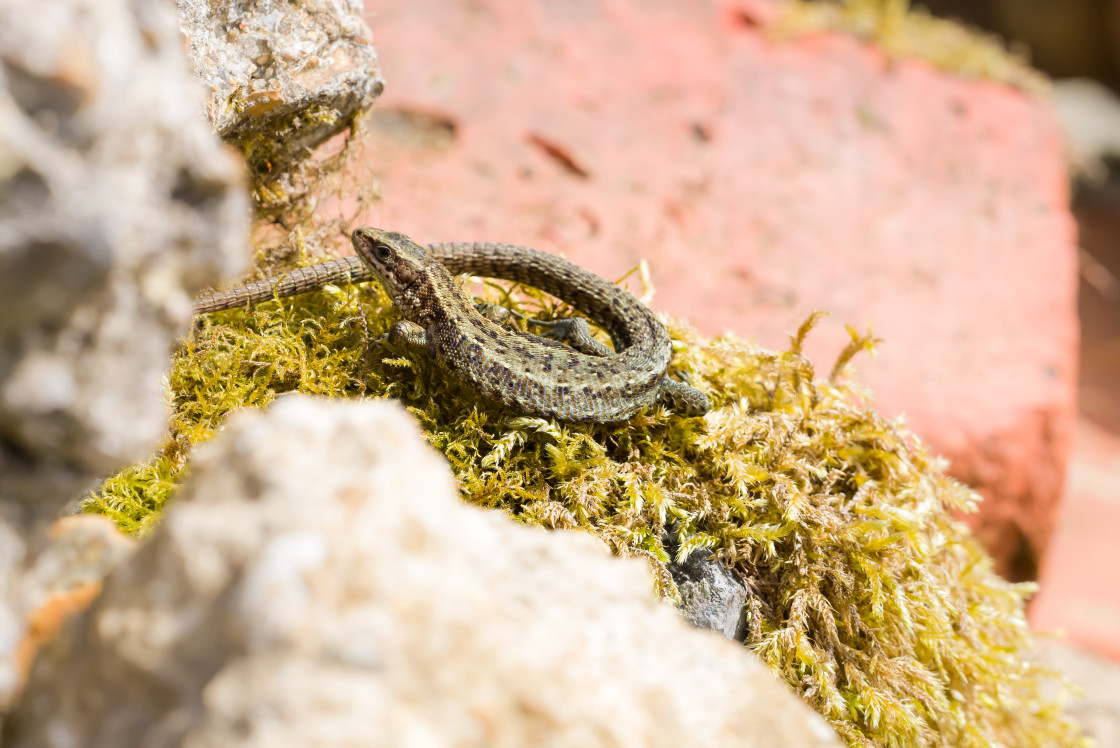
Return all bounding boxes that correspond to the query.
[922,0,1120,658]
[932,0,1120,432]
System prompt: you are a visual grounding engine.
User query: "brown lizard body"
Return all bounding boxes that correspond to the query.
[194,228,709,422]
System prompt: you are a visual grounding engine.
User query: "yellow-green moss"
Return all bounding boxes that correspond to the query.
[773,0,1048,96]
[84,265,1085,746]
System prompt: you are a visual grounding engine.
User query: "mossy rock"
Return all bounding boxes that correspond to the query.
[85,262,1085,747]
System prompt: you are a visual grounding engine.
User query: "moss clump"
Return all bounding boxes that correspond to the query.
[773,0,1048,96]
[84,266,1084,746]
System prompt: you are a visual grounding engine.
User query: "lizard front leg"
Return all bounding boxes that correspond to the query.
[385,320,429,348]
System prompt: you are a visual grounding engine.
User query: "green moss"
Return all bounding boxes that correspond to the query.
[84,265,1084,746]
[773,0,1049,96]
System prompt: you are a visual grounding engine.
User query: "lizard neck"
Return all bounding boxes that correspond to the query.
[394,262,473,328]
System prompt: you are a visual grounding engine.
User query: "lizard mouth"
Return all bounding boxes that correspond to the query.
[392,270,422,297]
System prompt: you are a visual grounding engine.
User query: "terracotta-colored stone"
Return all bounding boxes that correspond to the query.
[356,0,1078,579]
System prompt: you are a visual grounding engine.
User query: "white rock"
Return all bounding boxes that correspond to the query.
[4,397,841,747]
[1053,78,1120,179]
[0,0,249,520]
[177,0,385,195]
[0,0,247,712]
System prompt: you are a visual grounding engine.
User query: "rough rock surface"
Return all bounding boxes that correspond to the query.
[179,0,384,186]
[21,515,136,598]
[0,0,246,714]
[5,515,135,708]
[355,0,1077,581]
[0,519,24,708]
[667,545,747,640]
[4,397,841,748]
[0,0,248,525]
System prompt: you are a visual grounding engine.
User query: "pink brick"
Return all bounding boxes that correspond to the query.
[359,0,1078,579]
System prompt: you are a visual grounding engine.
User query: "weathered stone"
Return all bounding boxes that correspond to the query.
[0,518,25,710]
[178,0,384,195]
[666,536,747,640]
[4,397,841,748]
[0,0,248,526]
[21,515,134,594]
[0,514,135,711]
[17,513,136,673]
[0,0,247,715]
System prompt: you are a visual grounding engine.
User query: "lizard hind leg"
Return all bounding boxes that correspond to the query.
[525,316,615,357]
[658,377,710,417]
[475,302,615,357]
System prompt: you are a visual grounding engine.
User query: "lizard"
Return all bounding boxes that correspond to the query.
[193,227,710,423]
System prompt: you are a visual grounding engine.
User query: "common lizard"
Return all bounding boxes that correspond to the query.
[194,228,710,423]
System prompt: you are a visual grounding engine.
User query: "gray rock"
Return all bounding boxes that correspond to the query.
[0,515,135,711]
[21,515,136,599]
[668,546,748,640]
[0,0,249,526]
[4,397,842,748]
[0,517,26,708]
[178,0,385,196]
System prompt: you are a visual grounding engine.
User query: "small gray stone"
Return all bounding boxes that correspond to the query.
[669,546,748,640]
[1053,78,1120,180]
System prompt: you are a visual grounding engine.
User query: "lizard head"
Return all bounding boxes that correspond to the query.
[351,227,429,301]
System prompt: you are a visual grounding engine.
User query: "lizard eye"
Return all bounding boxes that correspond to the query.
[373,242,393,262]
